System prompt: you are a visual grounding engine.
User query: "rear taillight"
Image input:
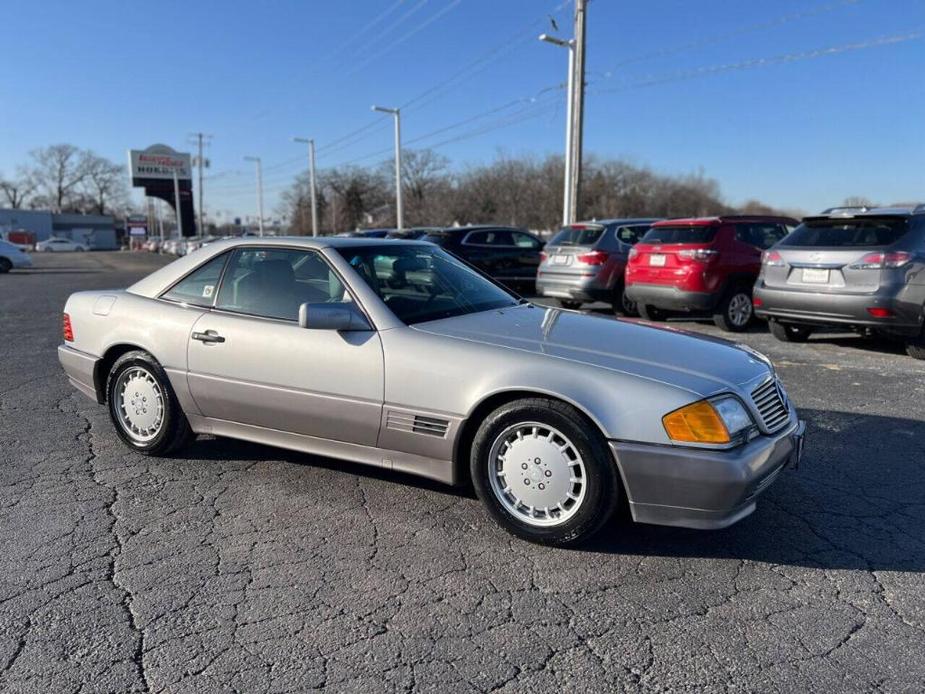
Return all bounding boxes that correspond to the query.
[850,251,912,269]
[628,247,639,261]
[866,307,895,318]
[63,313,74,342]
[539,251,548,262]
[762,250,785,267]
[753,296,764,308]
[678,249,718,262]
[576,250,609,266]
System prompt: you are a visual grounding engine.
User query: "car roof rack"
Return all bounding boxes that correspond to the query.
[820,205,870,217]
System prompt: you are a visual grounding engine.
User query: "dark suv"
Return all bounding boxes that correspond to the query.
[754,205,925,359]
[421,226,544,291]
[624,215,798,331]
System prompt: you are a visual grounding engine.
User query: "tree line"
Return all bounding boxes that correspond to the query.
[278,150,802,234]
[0,144,129,216]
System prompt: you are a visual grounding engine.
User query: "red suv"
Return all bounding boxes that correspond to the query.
[624,215,798,331]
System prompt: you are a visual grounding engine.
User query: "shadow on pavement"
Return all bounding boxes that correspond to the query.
[186,408,924,572]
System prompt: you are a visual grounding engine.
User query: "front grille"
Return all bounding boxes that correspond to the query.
[750,378,790,433]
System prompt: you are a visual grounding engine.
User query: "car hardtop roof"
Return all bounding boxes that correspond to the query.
[569,218,662,227]
[190,235,429,252]
[651,215,798,227]
[807,204,925,221]
[434,224,527,234]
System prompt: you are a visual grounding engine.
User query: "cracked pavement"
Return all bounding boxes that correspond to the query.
[1,251,924,693]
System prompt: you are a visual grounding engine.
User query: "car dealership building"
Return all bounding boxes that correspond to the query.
[0,208,118,249]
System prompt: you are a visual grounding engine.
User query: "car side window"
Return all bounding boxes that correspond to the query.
[464,230,514,246]
[511,232,540,249]
[215,247,347,322]
[161,253,229,307]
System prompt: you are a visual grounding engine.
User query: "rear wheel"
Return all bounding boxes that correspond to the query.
[907,332,925,360]
[470,398,619,546]
[769,321,813,343]
[558,299,582,310]
[0,258,11,273]
[713,286,753,332]
[106,350,194,455]
[638,304,667,322]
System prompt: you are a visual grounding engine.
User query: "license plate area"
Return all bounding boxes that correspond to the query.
[802,268,829,283]
[649,254,666,267]
[552,254,570,265]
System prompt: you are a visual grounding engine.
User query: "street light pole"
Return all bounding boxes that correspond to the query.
[539,32,575,227]
[292,137,319,237]
[569,0,588,224]
[244,156,264,237]
[372,105,403,231]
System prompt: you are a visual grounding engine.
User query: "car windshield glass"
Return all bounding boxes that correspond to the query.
[548,225,604,246]
[336,245,519,325]
[641,225,718,244]
[781,219,910,247]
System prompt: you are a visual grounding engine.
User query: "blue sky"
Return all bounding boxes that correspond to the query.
[1,0,923,221]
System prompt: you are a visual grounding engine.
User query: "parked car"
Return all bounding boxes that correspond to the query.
[754,205,925,359]
[0,239,33,272]
[421,225,544,292]
[536,218,661,314]
[624,215,798,331]
[1,229,37,251]
[337,229,393,239]
[35,237,88,252]
[59,237,804,546]
[386,228,439,240]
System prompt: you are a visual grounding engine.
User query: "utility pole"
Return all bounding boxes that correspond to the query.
[189,133,211,236]
[569,0,587,223]
[539,0,587,225]
[244,156,265,237]
[172,170,184,238]
[292,137,319,236]
[372,105,403,230]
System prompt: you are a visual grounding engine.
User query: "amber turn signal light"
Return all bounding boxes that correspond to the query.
[662,400,730,444]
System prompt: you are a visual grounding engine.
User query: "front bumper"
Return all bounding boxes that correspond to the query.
[754,284,924,335]
[610,419,805,529]
[624,283,715,312]
[58,344,101,402]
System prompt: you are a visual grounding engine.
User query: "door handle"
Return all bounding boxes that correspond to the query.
[192,330,225,344]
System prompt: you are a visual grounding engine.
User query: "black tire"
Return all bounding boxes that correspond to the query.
[559,299,583,310]
[906,332,925,360]
[769,321,813,343]
[106,350,194,455]
[637,303,666,322]
[612,284,638,317]
[470,397,620,547]
[0,258,11,274]
[712,285,754,332]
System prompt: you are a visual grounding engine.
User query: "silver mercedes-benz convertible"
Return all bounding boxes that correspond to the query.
[59,237,805,545]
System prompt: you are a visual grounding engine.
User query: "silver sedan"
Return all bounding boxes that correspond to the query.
[58,237,805,546]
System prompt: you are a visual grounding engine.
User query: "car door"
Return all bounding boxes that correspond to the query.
[510,231,543,281]
[460,230,504,277]
[185,246,384,446]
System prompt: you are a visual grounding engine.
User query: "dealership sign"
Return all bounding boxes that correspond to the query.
[127,144,191,184]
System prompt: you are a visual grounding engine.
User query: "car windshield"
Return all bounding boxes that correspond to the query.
[548,225,604,246]
[781,219,910,247]
[336,244,519,325]
[641,225,719,244]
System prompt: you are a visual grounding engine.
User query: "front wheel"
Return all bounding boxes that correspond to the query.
[638,303,667,322]
[470,398,620,546]
[612,285,638,317]
[907,332,925,360]
[769,321,813,343]
[0,258,11,273]
[106,350,194,455]
[713,286,753,332]
[558,299,583,310]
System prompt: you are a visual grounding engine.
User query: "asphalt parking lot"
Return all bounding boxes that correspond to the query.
[1,251,924,693]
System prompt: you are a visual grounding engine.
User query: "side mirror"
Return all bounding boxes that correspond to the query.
[298,302,372,331]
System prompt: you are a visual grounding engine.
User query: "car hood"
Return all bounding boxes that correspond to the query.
[413,305,771,396]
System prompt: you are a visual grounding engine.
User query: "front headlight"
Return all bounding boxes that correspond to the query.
[662,396,755,446]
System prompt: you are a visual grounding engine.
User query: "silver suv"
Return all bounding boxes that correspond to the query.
[536,218,660,315]
[754,205,925,359]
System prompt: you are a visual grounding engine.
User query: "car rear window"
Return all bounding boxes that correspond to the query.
[421,233,453,246]
[548,225,605,246]
[641,225,718,244]
[782,219,910,248]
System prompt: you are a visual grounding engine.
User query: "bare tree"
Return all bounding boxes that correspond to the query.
[81,153,128,215]
[27,144,88,212]
[0,168,36,209]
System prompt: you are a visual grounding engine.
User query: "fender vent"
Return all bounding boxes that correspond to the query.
[386,411,449,438]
